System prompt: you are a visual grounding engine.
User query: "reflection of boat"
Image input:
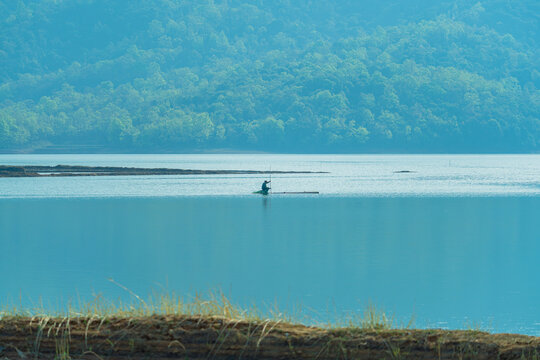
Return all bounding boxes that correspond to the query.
[253,191,319,195]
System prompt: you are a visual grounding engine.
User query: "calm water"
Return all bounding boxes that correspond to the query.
[1,154,540,335]
[1,154,540,197]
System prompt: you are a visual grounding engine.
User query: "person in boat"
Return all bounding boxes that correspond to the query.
[261,180,271,194]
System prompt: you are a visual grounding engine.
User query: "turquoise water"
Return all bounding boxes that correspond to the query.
[1,155,540,335]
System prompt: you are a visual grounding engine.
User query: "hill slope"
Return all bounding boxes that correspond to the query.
[0,0,539,152]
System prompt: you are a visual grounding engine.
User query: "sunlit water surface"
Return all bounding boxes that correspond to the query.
[1,154,540,197]
[1,154,539,335]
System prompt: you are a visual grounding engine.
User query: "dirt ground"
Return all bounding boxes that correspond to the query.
[1,315,539,359]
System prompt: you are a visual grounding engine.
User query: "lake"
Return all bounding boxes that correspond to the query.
[1,154,539,335]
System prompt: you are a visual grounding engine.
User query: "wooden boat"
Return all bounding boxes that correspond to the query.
[253,191,319,195]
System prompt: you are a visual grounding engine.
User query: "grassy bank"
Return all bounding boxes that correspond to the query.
[1,293,539,359]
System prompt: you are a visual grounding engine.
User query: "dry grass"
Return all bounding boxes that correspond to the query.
[0,289,399,332]
[2,292,540,360]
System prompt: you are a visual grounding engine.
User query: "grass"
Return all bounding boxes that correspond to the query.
[2,291,540,360]
[337,303,397,330]
[0,290,397,331]
[0,291,403,360]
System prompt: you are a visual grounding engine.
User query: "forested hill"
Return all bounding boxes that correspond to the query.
[0,1,539,153]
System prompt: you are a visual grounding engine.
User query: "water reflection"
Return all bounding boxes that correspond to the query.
[262,196,270,210]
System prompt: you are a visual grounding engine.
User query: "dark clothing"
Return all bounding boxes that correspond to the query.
[262,182,270,192]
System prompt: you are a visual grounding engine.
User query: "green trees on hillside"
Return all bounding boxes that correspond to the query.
[0,0,538,152]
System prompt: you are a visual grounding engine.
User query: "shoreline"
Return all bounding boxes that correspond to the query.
[1,291,538,359]
[0,165,326,178]
[1,315,539,359]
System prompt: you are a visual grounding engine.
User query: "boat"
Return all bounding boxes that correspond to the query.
[254,174,319,195]
[253,191,319,195]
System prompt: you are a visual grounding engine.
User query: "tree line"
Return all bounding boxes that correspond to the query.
[0,0,538,152]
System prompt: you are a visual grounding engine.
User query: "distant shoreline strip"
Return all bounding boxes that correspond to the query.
[0,165,327,178]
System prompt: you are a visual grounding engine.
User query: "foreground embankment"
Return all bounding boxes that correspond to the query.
[1,315,539,360]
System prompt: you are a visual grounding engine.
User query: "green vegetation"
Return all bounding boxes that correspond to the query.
[0,0,539,152]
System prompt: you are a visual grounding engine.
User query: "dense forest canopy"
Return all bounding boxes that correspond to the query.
[0,0,539,152]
